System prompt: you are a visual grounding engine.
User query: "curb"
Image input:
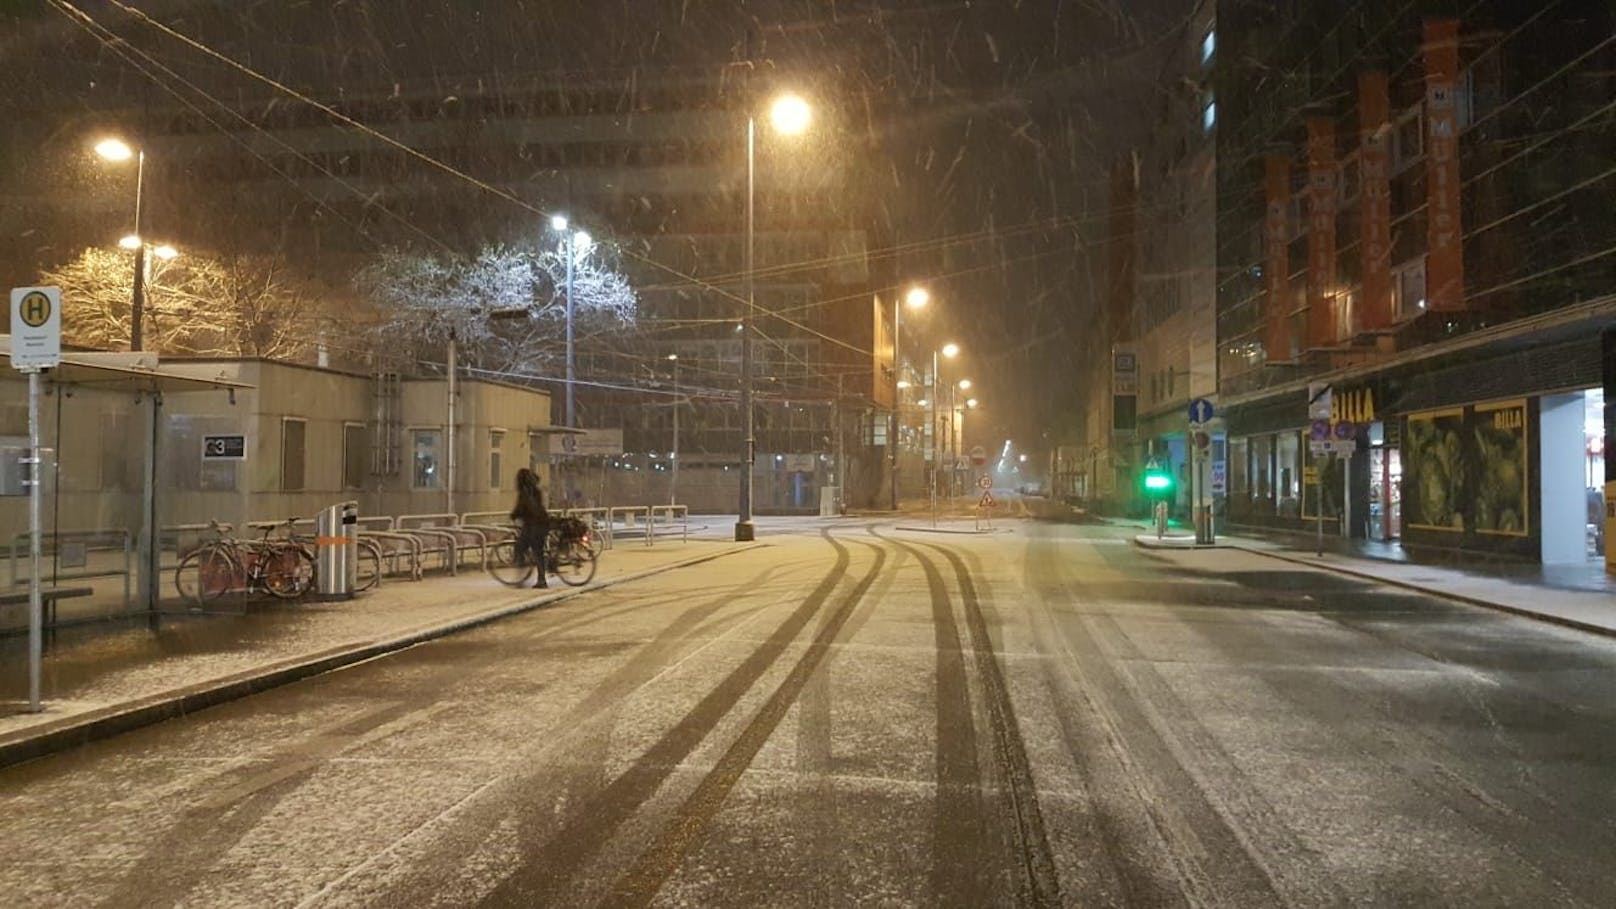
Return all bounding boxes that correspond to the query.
[1132,534,1233,550]
[1233,545,1616,638]
[893,525,1002,535]
[0,543,766,771]
[1135,536,1615,639]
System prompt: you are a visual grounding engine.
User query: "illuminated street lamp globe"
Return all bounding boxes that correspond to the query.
[769,93,812,135]
[95,138,135,161]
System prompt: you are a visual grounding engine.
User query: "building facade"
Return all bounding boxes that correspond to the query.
[1212,2,1615,566]
[1068,0,1218,515]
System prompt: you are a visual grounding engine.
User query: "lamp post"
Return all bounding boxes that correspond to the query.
[550,215,591,433]
[96,137,151,351]
[928,342,960,521]
[668,354,680,505]
[737,92,811,542]
[953,380,974,497]
[890,286,930,510]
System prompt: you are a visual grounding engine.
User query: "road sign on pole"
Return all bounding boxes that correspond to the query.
[10,286,61,370]
[978,490,996,508]
[1187,397,1215,425]
[969,445,987,467]
[977,474,992,489]
[1308,383,1332,422]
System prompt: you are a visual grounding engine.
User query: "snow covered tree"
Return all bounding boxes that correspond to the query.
[354,238,638,374]
[39,247,319,359]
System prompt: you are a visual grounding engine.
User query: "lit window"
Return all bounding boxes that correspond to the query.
[489,429,505,490]
[1201,28,1216,64]
[412,429,442,489]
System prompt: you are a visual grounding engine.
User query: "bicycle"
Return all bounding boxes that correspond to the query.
[487,517,598,588]
[174,519,315,606]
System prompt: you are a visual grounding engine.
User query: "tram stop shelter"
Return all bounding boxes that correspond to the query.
[0,341,252,631]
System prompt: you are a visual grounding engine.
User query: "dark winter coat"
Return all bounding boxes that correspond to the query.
[511,480,549,526]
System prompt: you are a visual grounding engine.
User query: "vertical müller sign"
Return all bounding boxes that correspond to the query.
[1263,156,1292,363]
[1306,117,1338,349]
[1359,71,1394,331]
[11,285,61,714]
[1424,18,1464,313]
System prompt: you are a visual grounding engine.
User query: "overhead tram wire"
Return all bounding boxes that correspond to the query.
[45,0,454,256]
[71,0,1155,391]
[89,0,870,360]
[92,0,1154,367]
[72,4,865,386]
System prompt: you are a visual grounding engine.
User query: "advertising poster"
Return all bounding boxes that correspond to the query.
[1473,400,1529,536]
[1404,408,1466,531]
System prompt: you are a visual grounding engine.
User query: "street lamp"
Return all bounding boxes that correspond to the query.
[668,354,680,505]
[960,398,980,465]
[737,92,812,542]
[97,136,150,350]
[932,343,960,509]
[551,217,592,433]
[889,284,932,510]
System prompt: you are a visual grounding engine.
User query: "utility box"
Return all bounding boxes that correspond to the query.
[819,486,842,517]
[315,501,359,600]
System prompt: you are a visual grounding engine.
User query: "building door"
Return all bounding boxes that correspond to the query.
[1367,446,1402,541]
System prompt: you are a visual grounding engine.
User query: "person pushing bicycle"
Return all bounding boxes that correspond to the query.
[511,467,551,588]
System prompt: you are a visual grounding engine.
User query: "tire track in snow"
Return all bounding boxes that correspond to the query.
[477,528,863,906]
[873,529,992,907]
[596,534,890,907]
[915,537,1061,908]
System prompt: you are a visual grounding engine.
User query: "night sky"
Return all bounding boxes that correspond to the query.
[0,0,1190,452]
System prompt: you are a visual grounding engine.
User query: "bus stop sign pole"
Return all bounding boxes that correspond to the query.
[24,367,43,712]
[12,285,62,713]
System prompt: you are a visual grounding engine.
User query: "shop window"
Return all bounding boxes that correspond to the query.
[281,418,306,492]
[343,423,367,490]
[489,429,505,490]
[412,429,442,490]
[1276,431,1301,514]
[1229,438,1248,496]
[1253,435,1274,503]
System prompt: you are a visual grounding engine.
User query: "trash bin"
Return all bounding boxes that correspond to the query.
[315,501,359,600]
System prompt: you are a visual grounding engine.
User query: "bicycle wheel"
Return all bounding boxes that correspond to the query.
[175,546,237,607]
[553,539,597,587]
[487,538,535,587]
[582,522,605,557]
[263,545,315,599]
[355,539,383,592]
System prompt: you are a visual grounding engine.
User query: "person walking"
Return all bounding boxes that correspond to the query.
[511,467,550,588]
